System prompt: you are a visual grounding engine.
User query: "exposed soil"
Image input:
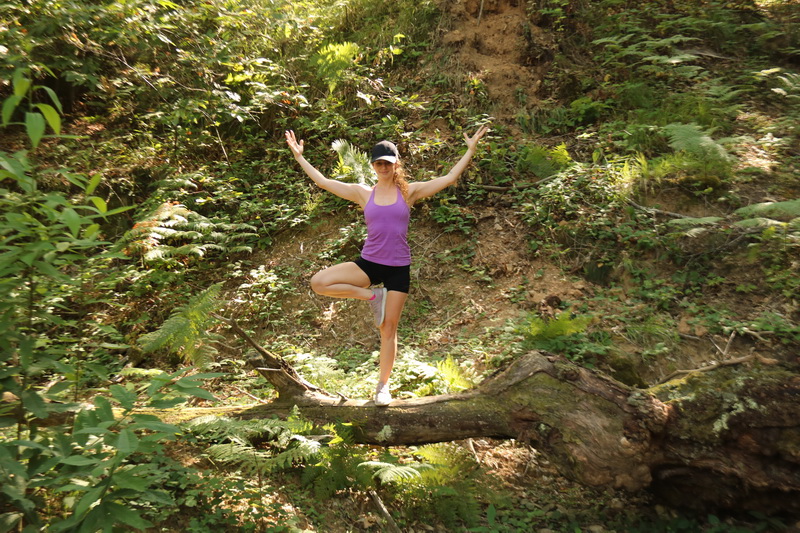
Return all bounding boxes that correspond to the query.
[437,0,550,114]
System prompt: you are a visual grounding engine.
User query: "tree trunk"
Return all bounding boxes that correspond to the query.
[226,319,800,513]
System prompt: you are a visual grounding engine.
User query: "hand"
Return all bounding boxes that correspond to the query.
[285,130,304,158]
[463,124,490,151]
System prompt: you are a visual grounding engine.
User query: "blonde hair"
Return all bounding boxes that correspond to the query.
[393,161,410,203]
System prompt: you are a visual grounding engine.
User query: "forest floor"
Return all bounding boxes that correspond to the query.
[164,2,799,530]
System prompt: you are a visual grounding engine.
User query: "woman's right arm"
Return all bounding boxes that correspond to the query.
[285,130,368,206]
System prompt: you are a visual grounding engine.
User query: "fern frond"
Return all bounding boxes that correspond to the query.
[436,356,476,393]
[331,139,374,186]
[314,42,361,93]
[528,312,592,341]
[666,216,724,227]
[663,122,731,162]
[138,283,223,366]
[735,199,800,221]
[732,217,785,230]
[185,415,311,444]
[358,461,429,483]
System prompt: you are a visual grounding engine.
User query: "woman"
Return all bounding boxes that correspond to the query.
[285,125,489,406]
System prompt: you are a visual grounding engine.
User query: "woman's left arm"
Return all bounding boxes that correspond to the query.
[408,125,490,205]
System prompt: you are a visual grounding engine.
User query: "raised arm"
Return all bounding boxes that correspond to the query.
[407,124,490,205]
[285,130,369,206]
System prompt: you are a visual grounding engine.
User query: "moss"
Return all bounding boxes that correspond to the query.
[649,365,798,443]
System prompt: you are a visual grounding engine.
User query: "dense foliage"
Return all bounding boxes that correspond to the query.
[1,0,798,530]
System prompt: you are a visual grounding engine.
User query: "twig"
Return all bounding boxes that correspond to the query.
[627,199,691,219]
[469,176,554,193]
[658,352,755,385]
[368,490,402,533]
[232,386,271,405]
[334,391,351,402]
[214,127,231,168]
[464,438,481,465]
[478,0,485,24]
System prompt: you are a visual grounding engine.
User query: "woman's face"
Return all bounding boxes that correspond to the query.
[372,160,396,179]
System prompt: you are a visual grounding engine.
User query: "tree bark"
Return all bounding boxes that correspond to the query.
[230,321,800,514]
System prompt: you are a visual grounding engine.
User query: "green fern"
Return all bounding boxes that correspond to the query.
[122,202,257,263]
[185,414,314,444]
[516,143,574,178]
[527,312,592,341]
[392,443,484,528]
[207,436,322,475]
[436,356,476,393]
[138,282,223,366]
[663,122,731,163]
[302,421,374,498]
[358,461,431,483]
[331,139,374,186]
[735,199,800,221]
[314,42,361,93]
[186,413,323,475]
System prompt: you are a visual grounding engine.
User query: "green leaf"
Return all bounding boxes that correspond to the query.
[109,385,137,410]
[60,455,101,466]
[147,397,186,409]
[116,428,139,456]
[2,95,23,125]
[134,420,181,435]
[21,390,49,419]
[25,112,46,148]
[85,173,102,195]
[666,216,723,227]
[104,205,136,216]
[33,260,66,280]
[93,396,115,422]
[172,385,217,401]
[0,512,23,531]
[39,85,64,114]
[12,69,31,97]
[61,207,82,237]
[83,223,101,239]
[735,199,800,220]
[103,502,154,530]
[34,103,61,135]
[72,486,104,519]
[112,470,151,491]
[89,196,108,214]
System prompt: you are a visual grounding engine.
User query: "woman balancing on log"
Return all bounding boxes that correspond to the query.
[285,125,489,406]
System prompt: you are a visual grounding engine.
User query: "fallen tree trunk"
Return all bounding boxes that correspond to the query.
[224,319,800,514]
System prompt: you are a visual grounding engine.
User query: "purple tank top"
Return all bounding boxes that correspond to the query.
[361,187,411,266]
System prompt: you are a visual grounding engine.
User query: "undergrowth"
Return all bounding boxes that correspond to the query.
[1,0,797,530]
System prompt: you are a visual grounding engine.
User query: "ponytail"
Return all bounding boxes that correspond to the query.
[393,161,410,204]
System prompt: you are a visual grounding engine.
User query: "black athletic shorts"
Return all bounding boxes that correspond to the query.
[354,257,411,294]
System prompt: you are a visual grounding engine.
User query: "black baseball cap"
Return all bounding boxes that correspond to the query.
[370,140,399,163]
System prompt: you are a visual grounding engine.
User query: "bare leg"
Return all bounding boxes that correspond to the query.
[377,290,408,386]
[310,262,372,299]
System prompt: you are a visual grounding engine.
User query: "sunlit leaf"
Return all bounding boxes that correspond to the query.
[25,112,45,148]
[85,173,102,195]
[34,103,61,135]
[90,196,108,214]
[2,95,22,125]
[12,69,31,98]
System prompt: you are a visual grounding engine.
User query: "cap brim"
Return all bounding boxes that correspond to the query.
[372,155,397,163]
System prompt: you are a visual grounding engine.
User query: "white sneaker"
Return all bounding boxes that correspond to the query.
[368,287,387,327]
[374,382,392,406]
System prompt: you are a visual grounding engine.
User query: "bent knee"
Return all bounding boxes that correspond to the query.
[310,272,327,295]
